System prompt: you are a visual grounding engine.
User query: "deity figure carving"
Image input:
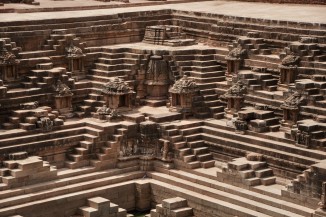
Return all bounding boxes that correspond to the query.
[139,121,159,156]
[0,39,20,83]
[296,130,311,148]
[96,105,111,120]
[281,91,305,110]
[281,53,300,67]
[281,91,306,125]
[37,116,53,132]
[226,45,246,61]
[0,42,19,66]
[225,80,247,97]
[53,79,73,113]
[54,80,73,97]
[119,137,139,157]
[234,119,248,133]
[65,41,84,58]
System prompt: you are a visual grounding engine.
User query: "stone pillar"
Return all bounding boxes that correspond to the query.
[54,95,73,111]
[279,66,297,85]
[68,57,84,75]
[135,181,151,211]
[233,97,242,112]
[145,55,171,100]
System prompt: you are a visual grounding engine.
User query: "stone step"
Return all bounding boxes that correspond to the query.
[261,79,278,87]
[203,123,326,160]
[150,172,309,217]
[75,147,89,155]
[203,100,220,107]
[186,161,201,169]
[239,169,255,179]
[19,50,57,59]
[192,60,219,67]
[255,168,274,178]
[187,140,205,149]
[0,170,143,211]
[301,105,326,116]
[244,177,261,186]
[175,121,202,130]
[0,126,87,147]
[197,152,214,163]
[179,126,202,136]
[86,75,129,83]
[94,63,134,71]
[183,134,202,142]
[202,94,218,101]
[170,135,183,143]
[200,160,215,168]
[65,159,90,169]
[174,141,187,150]
[164,128,179,137]
[190,70,225,78]
[97,57,140,65]
[192,147,209,155]
[193,76,225,83]
[261,176,277,186]
[183,155,196,163]
[209,106,224,113]
[202,132,316,170]
[179,148,191,157]
[89,69,131,77]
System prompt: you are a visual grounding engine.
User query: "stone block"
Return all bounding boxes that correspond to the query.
[162,197,187,210]
[88,197,110,211]
[109,203,119,214]
[25,116,38,124]
[53,118,64,126]
[249,119,266,128]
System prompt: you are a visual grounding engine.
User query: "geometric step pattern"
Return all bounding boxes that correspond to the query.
[73,197,132,217]
[0,152,57,189]
[147,197,193,217]
[221,156,276,186]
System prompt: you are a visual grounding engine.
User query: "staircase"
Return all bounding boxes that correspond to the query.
[22,62,74,89]
[203,119,326,179]
[150,169,314,217]
[76,197,129,217]
[147,197,193,217]
[221,157,276,186]
[239,69,279,92]
[161,121,215,169]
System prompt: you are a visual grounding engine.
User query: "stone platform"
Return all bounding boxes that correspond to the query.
[0,0,325,217]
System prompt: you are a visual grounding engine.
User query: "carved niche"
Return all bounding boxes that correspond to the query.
[169,75,199,116]
[100,77,135,110]
[0,39,20,83]
[53,79,73,113]
[223,80,247,113]
[225,44,246,76]
[280,91,306,125]
[145,55,172,99]
[279,53,300,85]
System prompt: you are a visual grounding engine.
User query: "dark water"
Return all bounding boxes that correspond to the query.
[128,210,150,217]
